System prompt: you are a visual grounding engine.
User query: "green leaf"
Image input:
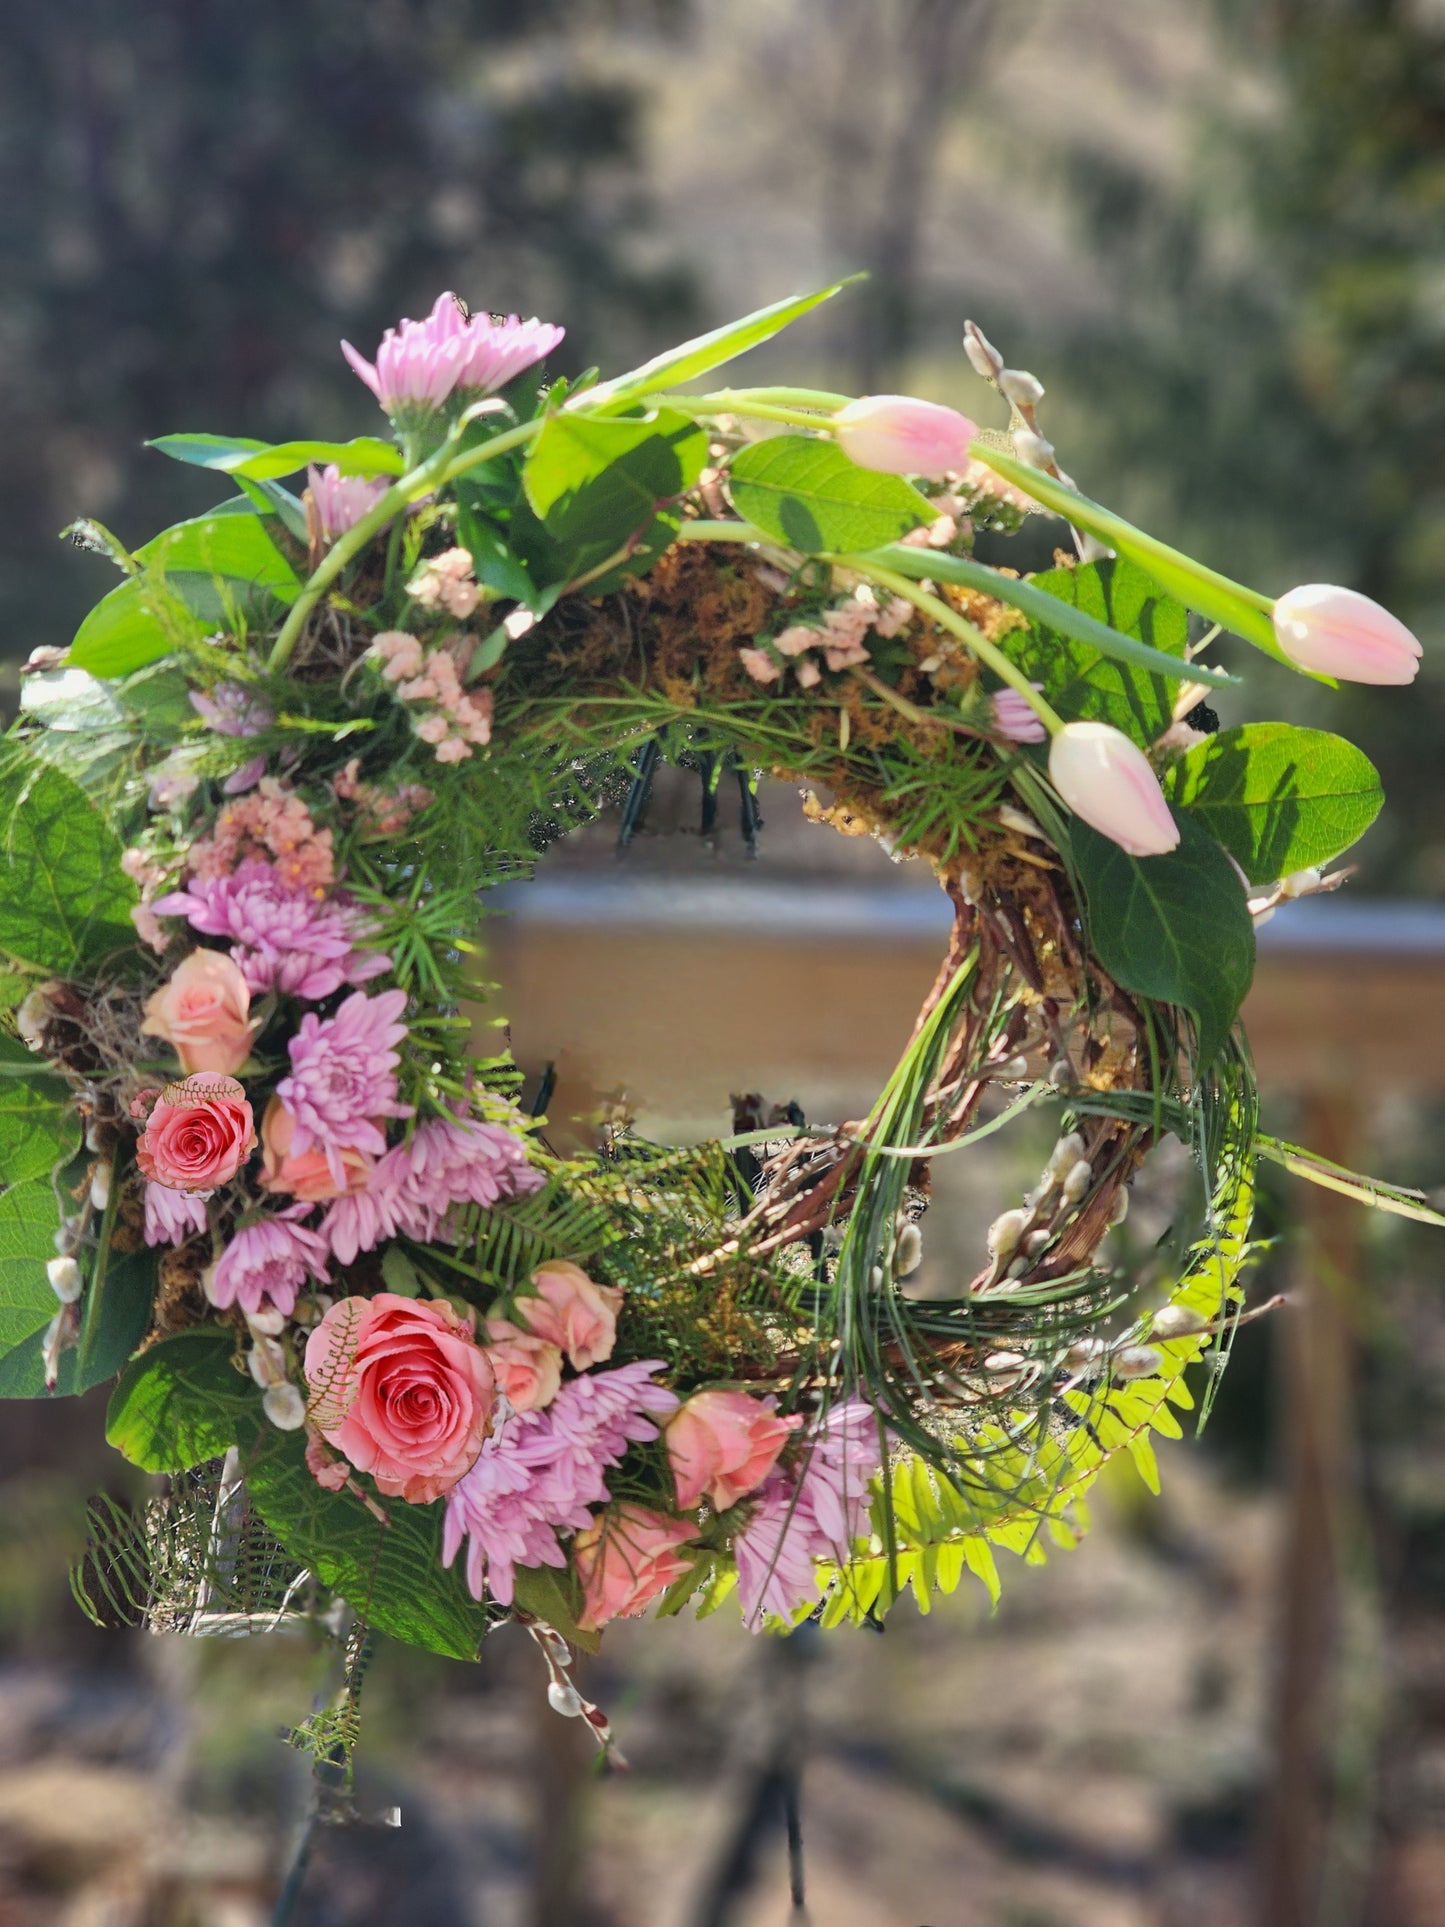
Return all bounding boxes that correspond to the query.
[150,433,404,480]
[728,435,932,554]
[863,548,1233,696]
[236,1410,496,1662]
[105,1329,249,1470]
[0,1249,154,1398]
[1170,723,1383,885]
[0,1180,63,1359]
[576,278,857,414]
[512,1561,600,1655]
[964,447,1288,663]
[1004,556,1189,741]
[1073,810,1256,1066]
[0,761,139,973]
[69,507,300,677]
[523,409,707,552]
[0,1036,80,1184]
[457,506,535,606]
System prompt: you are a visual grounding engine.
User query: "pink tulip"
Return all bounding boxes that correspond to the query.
[1048,721,1180,857]
[834,394,978,480]
[574,1504,698,1631]
[666,1389,800,1513]
[1272,583,1421,685]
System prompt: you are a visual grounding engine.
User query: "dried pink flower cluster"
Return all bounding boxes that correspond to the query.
[409,547,481,619]
[738,583,915,689]
[734,1398,883,1626]
[187,779,335,893]
[371,630,494,763]
[189,683,273,738]
[441,1361,680,1606]
[331,759,433,838]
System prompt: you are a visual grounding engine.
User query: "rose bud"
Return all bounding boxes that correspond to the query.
[574,1504,698,1631]
[1048,721,1180,857]
[512,1261,621,1371]
[667,1390,800,1513]
[141,949,258,1077]
[1272,583,1422,685]
[833,395,978,480]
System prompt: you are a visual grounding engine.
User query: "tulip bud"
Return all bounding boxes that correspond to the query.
[834,395,978,480]
[1048,722,1180,857]
[1272,584,1421,685]
[47,1256,82,1304]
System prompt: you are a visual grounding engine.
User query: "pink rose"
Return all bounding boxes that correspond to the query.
[574,1504,698,1632]
[666,1389,801,1513]
[484,1319,563,1412]
[258,1096,374,1202]
[142,948,258,1075]
[513,1261,621,1370]
[135,1075,256,1195]
[304,1292,494,1503]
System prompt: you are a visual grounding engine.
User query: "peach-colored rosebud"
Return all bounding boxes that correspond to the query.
[258,1095,374,1202]
[135,1074,256,1195]
[484,1319,563,1411]
[666,1389,800,1512]
[141,949,258,1075]
[834,394,978,480]
[574,1504,698,1631]
[513,1260,621,1370]
[1048,722,1180,857]
[1272,583,1421,685]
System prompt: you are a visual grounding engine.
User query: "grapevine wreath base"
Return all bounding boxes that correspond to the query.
[2,281,1437,1785]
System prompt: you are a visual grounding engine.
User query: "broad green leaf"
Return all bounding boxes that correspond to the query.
[574,278,856,414]
[512,1562,600,1655]
[458,506,534,606]
[0,1180,63,1358]
[0,761,139,973]
[523,409,707,549]
[966,447,1287,662]
[0,1036,79,1184]
[863,548,1234,695]
[728,435,932,554]
[69,507,300,677]
[1171,723,1383,884]
[1072,810,1256,1066]
[236,1408,497,1662]
[106,1329,249,1469]
[150,433,404,480]
[0,1249,154,1398]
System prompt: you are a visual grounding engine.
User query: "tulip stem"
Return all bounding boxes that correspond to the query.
[658,392,836,433]
[841,557,1064,734]
[77,1152,119,1376]
[266,418,543,674]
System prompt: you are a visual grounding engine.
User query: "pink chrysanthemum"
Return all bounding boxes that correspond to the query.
[734,1398,883,1629]
[275,988,412,1184]
[143,1180,207,1248]
[341,293,564,418]
[154,860,389,1002]
[441,1361,678,1606]
[990,685,1048,745]
[306,464,390,542]
[205,1206,329,1319]
[322,1112,542,1264]
[188,684,273,738]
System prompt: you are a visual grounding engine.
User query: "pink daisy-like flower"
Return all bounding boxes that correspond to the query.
[276,988,412,1184]
[205,1205,330,1319]
[321,1112,542,1264]
[154,860,389,1002]
[143,1180,208,1248]
[990,685,1048,745]
[341,293,564,418]
[441,1362,679,1606]
[306,464,390,542]
[188,684,273,738]
[734,1398,883,1629]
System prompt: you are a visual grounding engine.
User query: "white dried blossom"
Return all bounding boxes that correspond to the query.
[247,1336,288,1389]
[46,1256,82,1304]
[1151,1304,1206,1340]
[1060,1159,1094,1206]
[262,1382,307,1431]
[89,1164,111,1212]
[998,368,1045,411]
[1113,1344,1164,1380]
[895,1223,924,1277]
[1108,1189,1130,1228]
[1047,1132,1087,1178]
[986,1208,1031,1262]
[1012,427,1055,469]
